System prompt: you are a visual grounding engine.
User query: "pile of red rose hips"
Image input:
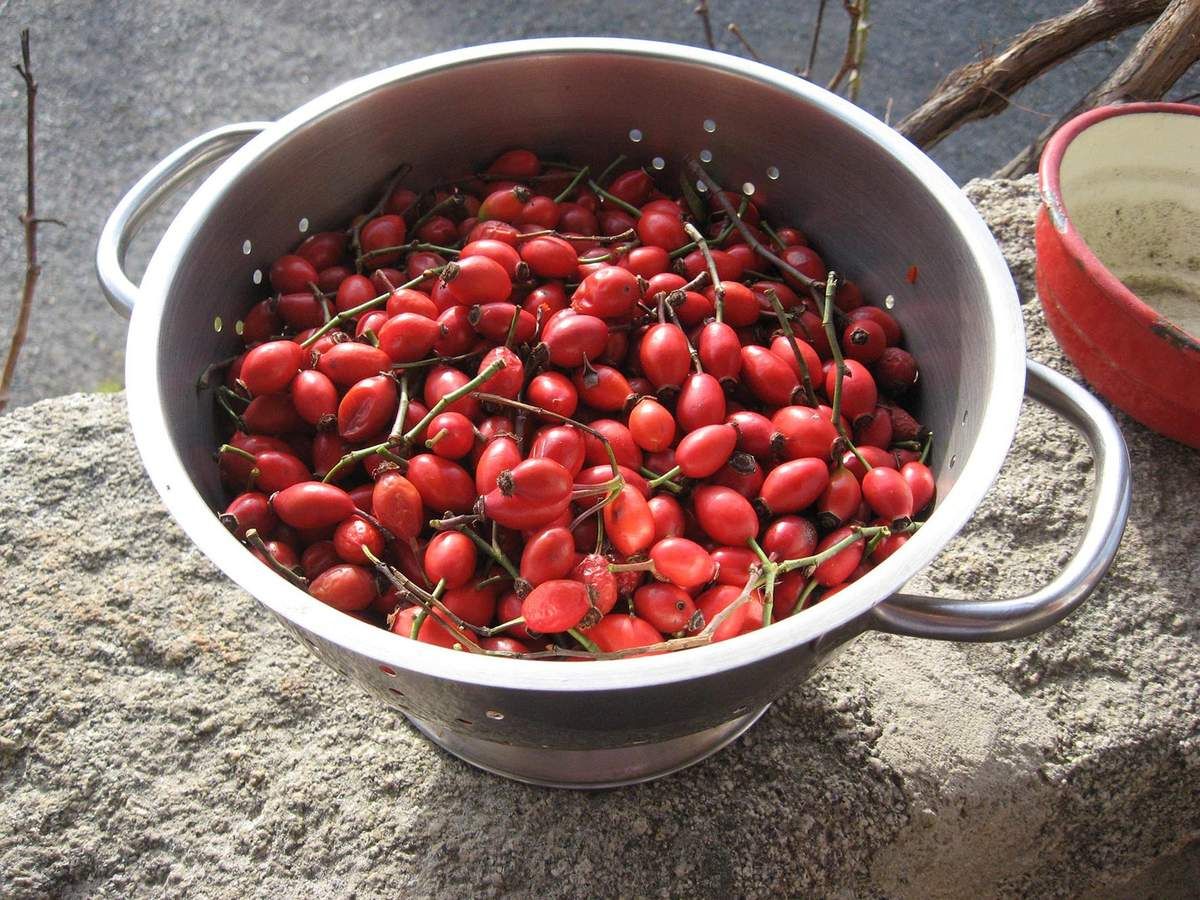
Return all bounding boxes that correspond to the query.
[212,148,934,659]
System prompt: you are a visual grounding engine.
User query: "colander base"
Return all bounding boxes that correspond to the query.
[406,705,770,789]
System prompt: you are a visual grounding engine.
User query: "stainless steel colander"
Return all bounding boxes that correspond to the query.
[96,38,1130,788]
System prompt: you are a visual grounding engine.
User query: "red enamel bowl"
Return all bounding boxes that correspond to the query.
[1036,102,1200,448]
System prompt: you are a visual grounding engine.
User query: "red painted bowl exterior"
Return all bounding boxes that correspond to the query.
[1035,102,1200,448]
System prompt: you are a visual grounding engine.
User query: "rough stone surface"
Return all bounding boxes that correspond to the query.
[1,178,1197,897]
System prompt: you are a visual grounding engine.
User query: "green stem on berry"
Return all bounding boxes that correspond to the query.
[670,197,747,258]
[587,179,642,218]
[553,165,590,203]
[764,288,819,407]
[682,222,724,323]
[568,628,601,653]
[410,606,429,639]
[407,193,466,240]
[390,374,410,442]
[762,565,778,628]
[363,240,462,264]
[647,464,683,489]
[594,511,606,555]
[595,154,627,187]
[322,440,409,483]
[456,525,524,589]
[661,294,704,375]
[214,390,246,431]
[502,302,523,349]
[306,281,334,324]
[759,220,789,252]
[747,536,773,570]
[218,443,257,464]
[471,392,623,481]
[686,159,825,307]
[794,578,820,615]
[919,431,933,465]
[443,570,766,661]
[350,162,413,259]
[401,359,505,448]
[244,528,308,589]
[391,350,484,372]
[428,513,482,531]
[820,272,872,472]
[364,549,485,650]
[640,466,683,494]
[301,265,453,348]
[568,492,620,534]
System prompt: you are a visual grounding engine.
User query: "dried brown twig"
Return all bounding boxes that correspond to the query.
[896,0,1170,150]
[1,30,60,415]
[995,0,1200,178]
[695,1,717,50]
[800,0,829,79]
[826,1,870,99]
[727,23,762,61]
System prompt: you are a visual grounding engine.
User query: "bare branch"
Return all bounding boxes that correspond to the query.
[896,0,1170,150]
[826,1,865,94]
[996,0,1200,178]
[727,22,763,61]
[846,0,871,102]
[695,1,717,50]
[800,0,829,79]
[1,29,46,414]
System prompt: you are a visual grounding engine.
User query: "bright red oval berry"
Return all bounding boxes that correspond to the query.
[272,482,357,531]
[650,537,715,590]
[309,564,377,611]
[424,530,478,590]
[522,580,592,633]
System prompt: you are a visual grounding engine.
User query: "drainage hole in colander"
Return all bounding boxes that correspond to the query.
[695,180,708,193]
[456,718,473,726]
[485,710,504,721]
[884,294,896,309]
[703,118,716,133]
[298,217,309,233]
[949,453,958,469]
[241,239,252,255]
[234,320,245,337]
[379,664,397,677]
[766,166,780,180]
[699,149,713,163]
[252,268,263,285]
[212,316,222,333]
[742,182,756,196]
[651,157,665,170]
[732,705,749,716]
[628,128,643,143]
[962,409,969,426]
[387,687,405,697]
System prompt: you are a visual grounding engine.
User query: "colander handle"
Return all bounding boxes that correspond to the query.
[96,122,270,318]
[869,360,1131,642]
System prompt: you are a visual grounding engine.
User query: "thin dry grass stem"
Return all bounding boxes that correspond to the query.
[695,1,717,50]
[727,22,763,61]
[1,30,59,414]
